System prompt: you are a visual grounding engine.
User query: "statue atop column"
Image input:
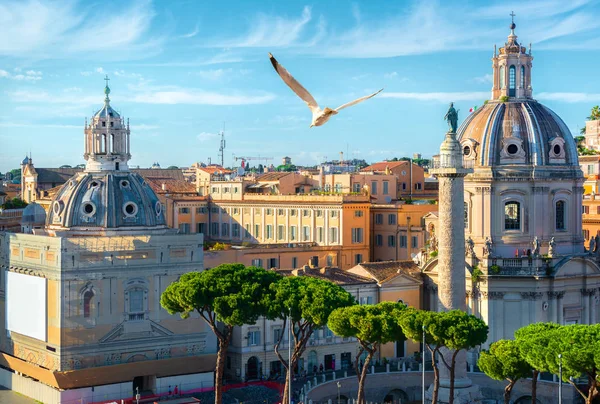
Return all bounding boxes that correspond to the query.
[590,237,596,255]
[444,102,459,133]
[548,237,556,258]
[484,236,494,257]
[465,236,475,258]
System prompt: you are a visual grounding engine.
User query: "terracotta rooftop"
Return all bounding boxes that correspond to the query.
[256,172,292,181]
[277,266,376,286]
[199,165,232,175]
[354,261,422,284]
[361,161,408,172]
[145,178,196,195]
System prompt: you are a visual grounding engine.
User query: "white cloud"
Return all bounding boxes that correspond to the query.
[0,122,80,129]
[181,23,200,39]
[0,0,162,60]
[194,69,231,81]
[383,72,398,79]
[63,87,82,93]
[537,92,600,103]
[473,74,493,84]
[131,89,275,105]
[197,132,218,142]
[0,68,42,81]
[212,6,316,48]
[380,91,489,103]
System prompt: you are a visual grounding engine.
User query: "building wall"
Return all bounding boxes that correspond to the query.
[371,204,433,261]
[205,247,343,270]
[583,195,600,248]
[0,232,216,387]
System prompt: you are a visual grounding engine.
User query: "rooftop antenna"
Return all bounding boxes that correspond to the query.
[219,122,226,167]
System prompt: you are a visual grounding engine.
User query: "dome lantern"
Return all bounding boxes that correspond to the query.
[491,13,533,101]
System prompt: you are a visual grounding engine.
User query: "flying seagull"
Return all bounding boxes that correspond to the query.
[269,53,383,128]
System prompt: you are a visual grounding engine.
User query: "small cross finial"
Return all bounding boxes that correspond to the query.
[510,11,516,23]
[104,75,110,87]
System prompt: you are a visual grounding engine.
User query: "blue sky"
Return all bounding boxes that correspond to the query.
[1,0,600,172]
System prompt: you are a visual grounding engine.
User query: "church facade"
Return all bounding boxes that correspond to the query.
[0,83,216,403]
[422,21,600,349]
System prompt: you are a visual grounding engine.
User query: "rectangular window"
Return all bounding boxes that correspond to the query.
[412,236,418,248]
[303,226,310,241]
[278,209,285,216]
[415,183,422,190]
[588,165,595,175]
[196,207,206,214]
[254,224,260,238]
[317,227,324,243]
[197,222,206,234]
[248,330,261,346]
[292,257,298,269]
[331,210,338,218]
[223,187,230,193]
[303,209,310,217]
[278,225,285,240]
[179,223,190,234]
[221,223,229,237]
[273,328,282,344]
[355,254,363,265]
[245,224,251,238]
[266,224,273,239]
[234,187,239,194]
[290,209,297,216]
[129,289,144,313]
[388,235,396,247]
[266,208,273,215]
[402,182,407,190]
[211,207,219,214]
[290,226,297,241]
[371,181,378,195]
[583,205,590,214]
[383,181,389,195]
[232,223,240,237]
[251,259,263,268]
[329,228,338,243]
[326,255,333,266]
[376,234,383,246]
[316,210,323,217]
[267,258,278,268]
[584,229,590,240]
[375,214,383,225]
[211,187,218,193]
[334,183,342,193]
[351,228,363,244]
[179,207,190,214]
[354,210,363,218]
[233,208,240,215]
[504,202,521,230]
[353,183,361,193]
[388,214,397,225]
[400,235,407,248]
[211,222,219,236]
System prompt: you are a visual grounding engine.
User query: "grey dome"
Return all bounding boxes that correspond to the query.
[47,171,166,232]
[93,104,120,118]
[21,202,46,226]
[457,100,579,168]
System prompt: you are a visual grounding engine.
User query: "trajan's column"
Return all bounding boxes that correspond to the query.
[429,103,480,403]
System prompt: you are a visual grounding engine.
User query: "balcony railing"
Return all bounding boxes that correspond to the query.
[431,156,474,170]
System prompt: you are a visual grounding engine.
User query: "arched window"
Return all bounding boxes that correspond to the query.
[499,66,505,88]
[464,202,469,229]
[520,65,525,87]
[504,201,521,230]
[509,66,516,96]
[129,288,144,313]
[556,201,566,230]
[83,290,94,318]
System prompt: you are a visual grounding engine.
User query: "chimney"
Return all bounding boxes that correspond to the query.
[161,183,166,191]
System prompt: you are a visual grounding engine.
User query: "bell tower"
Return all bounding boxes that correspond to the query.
[84,76,131,173]
[491,13,533,101]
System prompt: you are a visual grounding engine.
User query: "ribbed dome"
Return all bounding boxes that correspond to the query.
[457,100,579,168]
[21,202,46,226]
[46,171,167,234]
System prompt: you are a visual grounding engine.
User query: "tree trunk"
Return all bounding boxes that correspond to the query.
[214,333,231,404]
[504,379,516,404]
[586,377,598,404]
[531,370,538,404]
[356,349,374,404]
[448,350,459,404]
[275,321,313,404]
[429,346,440,404]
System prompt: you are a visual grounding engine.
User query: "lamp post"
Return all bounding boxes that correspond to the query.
[336,381,341,404]
[422,325,426,404]
[135,387,140,404]
[288,307,292,404]
[558,354,562,404]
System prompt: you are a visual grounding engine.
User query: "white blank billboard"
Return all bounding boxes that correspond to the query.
[6,271,47,342]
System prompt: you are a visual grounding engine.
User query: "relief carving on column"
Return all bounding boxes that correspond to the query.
[547,291,564,300]
[521,292,544,300]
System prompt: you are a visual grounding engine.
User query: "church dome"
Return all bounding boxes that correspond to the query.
[457,100,579,168]
[45,78,168,235]
[21,202,46,226]
[46,171,166,233]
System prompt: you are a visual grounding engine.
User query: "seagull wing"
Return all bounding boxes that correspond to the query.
[269,53,319,113]
[334,88,383,112]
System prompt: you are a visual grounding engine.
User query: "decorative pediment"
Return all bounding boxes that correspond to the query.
[99,320,174,343]
[548,136,566,164]
[500,136,526,162]
[461,138,480,161]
